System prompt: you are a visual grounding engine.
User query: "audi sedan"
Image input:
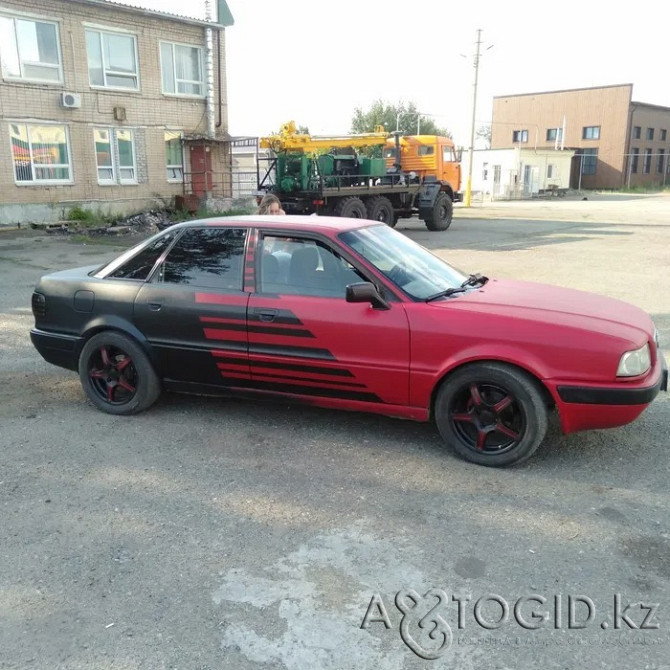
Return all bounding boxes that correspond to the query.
[30,216,667,466]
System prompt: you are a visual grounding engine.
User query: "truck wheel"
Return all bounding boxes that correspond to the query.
[365,196,396,226]
[423,192,453,231]
[333,196,366,219]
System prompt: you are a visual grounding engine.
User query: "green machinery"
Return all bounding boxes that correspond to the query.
[276,150,387,192]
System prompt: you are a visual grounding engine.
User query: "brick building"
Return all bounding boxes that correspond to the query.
[0,0,234,224]
[491,84,670,190]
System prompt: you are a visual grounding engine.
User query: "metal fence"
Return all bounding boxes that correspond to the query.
[231,170,260,198]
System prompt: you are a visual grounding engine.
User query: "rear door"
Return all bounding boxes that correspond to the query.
[247,232,410,407]
[133,226,250,387]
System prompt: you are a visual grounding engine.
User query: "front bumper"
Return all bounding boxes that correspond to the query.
[556,350,667,405]
[550,351,667,434]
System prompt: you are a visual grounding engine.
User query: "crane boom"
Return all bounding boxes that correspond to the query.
[260,120,389,152]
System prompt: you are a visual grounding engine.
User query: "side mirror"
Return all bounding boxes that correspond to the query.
[346,282,390,310]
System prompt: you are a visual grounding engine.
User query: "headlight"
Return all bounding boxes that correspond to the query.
[617,344,651,377]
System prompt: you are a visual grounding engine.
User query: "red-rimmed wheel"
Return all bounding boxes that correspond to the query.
[434,362,548,466]
[78,331,160,415]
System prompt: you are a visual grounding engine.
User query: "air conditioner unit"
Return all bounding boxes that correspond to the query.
[60,92,81,109]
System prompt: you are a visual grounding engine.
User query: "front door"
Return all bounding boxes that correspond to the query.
[246,233,410,408]
[189,144,213,196]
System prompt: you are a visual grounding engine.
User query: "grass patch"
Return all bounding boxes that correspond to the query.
[66,206,115,227]
[599,184,670,195]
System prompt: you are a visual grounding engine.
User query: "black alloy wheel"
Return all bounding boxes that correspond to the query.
[434,362,548,466]
[78,331,160,415]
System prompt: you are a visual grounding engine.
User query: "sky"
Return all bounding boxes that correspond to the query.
[113,0,670,146]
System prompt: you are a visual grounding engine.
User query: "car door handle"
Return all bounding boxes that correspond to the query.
[256,308,277,322]
[148,301,163,311]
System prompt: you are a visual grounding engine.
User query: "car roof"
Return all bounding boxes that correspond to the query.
[172,215,377,234]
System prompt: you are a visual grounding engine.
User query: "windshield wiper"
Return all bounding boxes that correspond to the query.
[425,287,468,302]
[425,274,489,302]
[460,273,489,288]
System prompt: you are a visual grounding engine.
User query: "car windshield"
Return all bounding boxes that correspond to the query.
[339,224,468,300]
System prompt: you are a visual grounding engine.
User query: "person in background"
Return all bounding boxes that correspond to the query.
[257,193,285,215]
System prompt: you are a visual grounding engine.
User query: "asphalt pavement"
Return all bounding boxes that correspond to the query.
[1,193,669,669]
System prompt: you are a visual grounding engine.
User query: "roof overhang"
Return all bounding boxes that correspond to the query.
[66,0,234,28]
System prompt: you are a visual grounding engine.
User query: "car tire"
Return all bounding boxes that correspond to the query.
[78,331,161,415]
[434,362,548,467]
[423,192,453,231]
[333,196,367,218]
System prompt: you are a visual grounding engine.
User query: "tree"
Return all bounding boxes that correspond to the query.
[351,100,451,137]
[476,124,491,148]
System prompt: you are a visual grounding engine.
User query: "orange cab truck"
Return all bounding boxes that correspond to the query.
[257,121,462,231]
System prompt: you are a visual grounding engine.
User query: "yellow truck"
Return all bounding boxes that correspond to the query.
[258,121,461,231]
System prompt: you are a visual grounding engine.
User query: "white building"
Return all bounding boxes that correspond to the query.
[230,137,275,197]
[462,147,575,200]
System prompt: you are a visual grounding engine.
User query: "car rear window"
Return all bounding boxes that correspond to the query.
[108,232,176,280]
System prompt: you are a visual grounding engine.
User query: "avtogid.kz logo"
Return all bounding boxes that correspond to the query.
[360,590,661,659]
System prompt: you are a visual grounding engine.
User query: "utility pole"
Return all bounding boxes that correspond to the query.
[464,29,483,208]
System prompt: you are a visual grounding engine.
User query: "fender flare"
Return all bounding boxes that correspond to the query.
[77,315,160,370]
[426,348,557,419]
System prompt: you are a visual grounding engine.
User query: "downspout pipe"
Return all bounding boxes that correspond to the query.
[204,0,215,138]
[216,30,222,128]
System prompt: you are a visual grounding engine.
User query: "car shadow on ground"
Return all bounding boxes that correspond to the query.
[151,389,649,478]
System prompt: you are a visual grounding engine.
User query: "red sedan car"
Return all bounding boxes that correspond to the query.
[30,216,667,466]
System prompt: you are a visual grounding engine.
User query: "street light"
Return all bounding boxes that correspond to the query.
[396,110,433,134]
[396,111,419,133]
[464,30,492,207]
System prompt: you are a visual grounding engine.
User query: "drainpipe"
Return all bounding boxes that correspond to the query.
[216,30,223,129]
[204,0,215,138]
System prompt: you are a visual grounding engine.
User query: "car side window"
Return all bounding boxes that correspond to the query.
[259,235,365,297]
[156,227,246,290]
[108,232,175,280]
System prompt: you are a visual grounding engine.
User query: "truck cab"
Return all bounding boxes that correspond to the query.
[384,135,461,199]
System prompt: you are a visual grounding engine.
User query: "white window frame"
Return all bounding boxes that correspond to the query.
[165,130,184,182]
[160,41,205,97]
[85,27,140,91]
[94,127,137,185]
[0,12,63,83]
[9,122,73,185]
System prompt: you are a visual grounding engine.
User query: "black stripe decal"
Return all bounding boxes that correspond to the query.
[249,342,335,360]
[157,341,247,353]
[248,312,303,325]
[248,325,313,338]
[223,377,381,402]
[203,322,313,338]
[251,372,365,387]
[215,356,354,377]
